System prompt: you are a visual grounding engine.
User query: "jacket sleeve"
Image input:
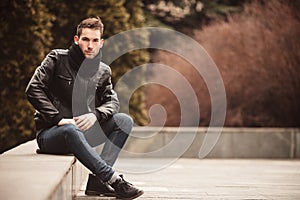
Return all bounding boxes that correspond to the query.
[94,68,120,122]
[25,50,63,125]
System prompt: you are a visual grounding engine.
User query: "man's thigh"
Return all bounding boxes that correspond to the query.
[37,125,73,154]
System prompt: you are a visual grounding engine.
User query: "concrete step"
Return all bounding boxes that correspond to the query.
[0,140,88,200]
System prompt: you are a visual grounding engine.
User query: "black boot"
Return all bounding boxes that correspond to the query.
[110,175,144,200]
[85,174,116,197]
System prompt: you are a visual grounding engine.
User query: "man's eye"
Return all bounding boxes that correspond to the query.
[93,39,99,42]
[82,38,89,41]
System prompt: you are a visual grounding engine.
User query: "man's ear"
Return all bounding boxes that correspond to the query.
[100,39,104,48]
[74,35,79,45]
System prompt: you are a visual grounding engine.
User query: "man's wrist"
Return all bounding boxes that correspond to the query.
[92,110,101,121]
[53,114,63,126]
[58,118,76,126]
[90,112,97,118]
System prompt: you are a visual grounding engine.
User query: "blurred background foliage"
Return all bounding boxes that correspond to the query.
[0,0,299,153]
[144,0,300,127]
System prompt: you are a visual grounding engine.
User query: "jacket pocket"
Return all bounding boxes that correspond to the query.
[57,74,73,85]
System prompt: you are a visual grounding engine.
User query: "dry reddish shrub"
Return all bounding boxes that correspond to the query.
[145,0,300,127]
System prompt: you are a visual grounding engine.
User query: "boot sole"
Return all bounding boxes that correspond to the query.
[116,190,144,200]
[85,190,116,197]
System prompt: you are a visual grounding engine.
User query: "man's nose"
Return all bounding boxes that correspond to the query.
[88,41,93,48]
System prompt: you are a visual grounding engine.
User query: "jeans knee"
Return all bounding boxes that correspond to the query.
[61,124,83,139]
[113,113,133,134]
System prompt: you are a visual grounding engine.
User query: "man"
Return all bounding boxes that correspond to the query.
[25,17,144,199]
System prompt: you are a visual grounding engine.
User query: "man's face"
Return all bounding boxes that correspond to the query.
[74,28,103,59]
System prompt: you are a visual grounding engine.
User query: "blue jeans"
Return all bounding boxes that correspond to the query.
[36,113,133,182]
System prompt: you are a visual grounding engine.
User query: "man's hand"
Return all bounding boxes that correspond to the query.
[73,113,97,131]
[57,118,76,126]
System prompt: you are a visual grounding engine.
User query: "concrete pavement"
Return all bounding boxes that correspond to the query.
[75,158,300,200]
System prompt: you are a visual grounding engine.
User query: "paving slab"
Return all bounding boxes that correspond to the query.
[75,158,300,200]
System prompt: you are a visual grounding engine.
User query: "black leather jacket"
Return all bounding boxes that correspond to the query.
[25,43,119,132]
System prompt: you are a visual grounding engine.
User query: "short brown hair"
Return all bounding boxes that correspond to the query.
[76,17,104,37]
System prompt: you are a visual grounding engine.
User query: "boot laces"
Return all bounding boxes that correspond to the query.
[119,175,134,187]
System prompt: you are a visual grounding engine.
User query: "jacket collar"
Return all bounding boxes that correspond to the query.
[68,42,85,72]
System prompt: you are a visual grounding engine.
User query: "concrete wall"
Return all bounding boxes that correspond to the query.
[118,127,300,158]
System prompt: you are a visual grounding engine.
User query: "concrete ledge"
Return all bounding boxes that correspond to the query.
[120,127,300,158]
[0,140,88,200]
